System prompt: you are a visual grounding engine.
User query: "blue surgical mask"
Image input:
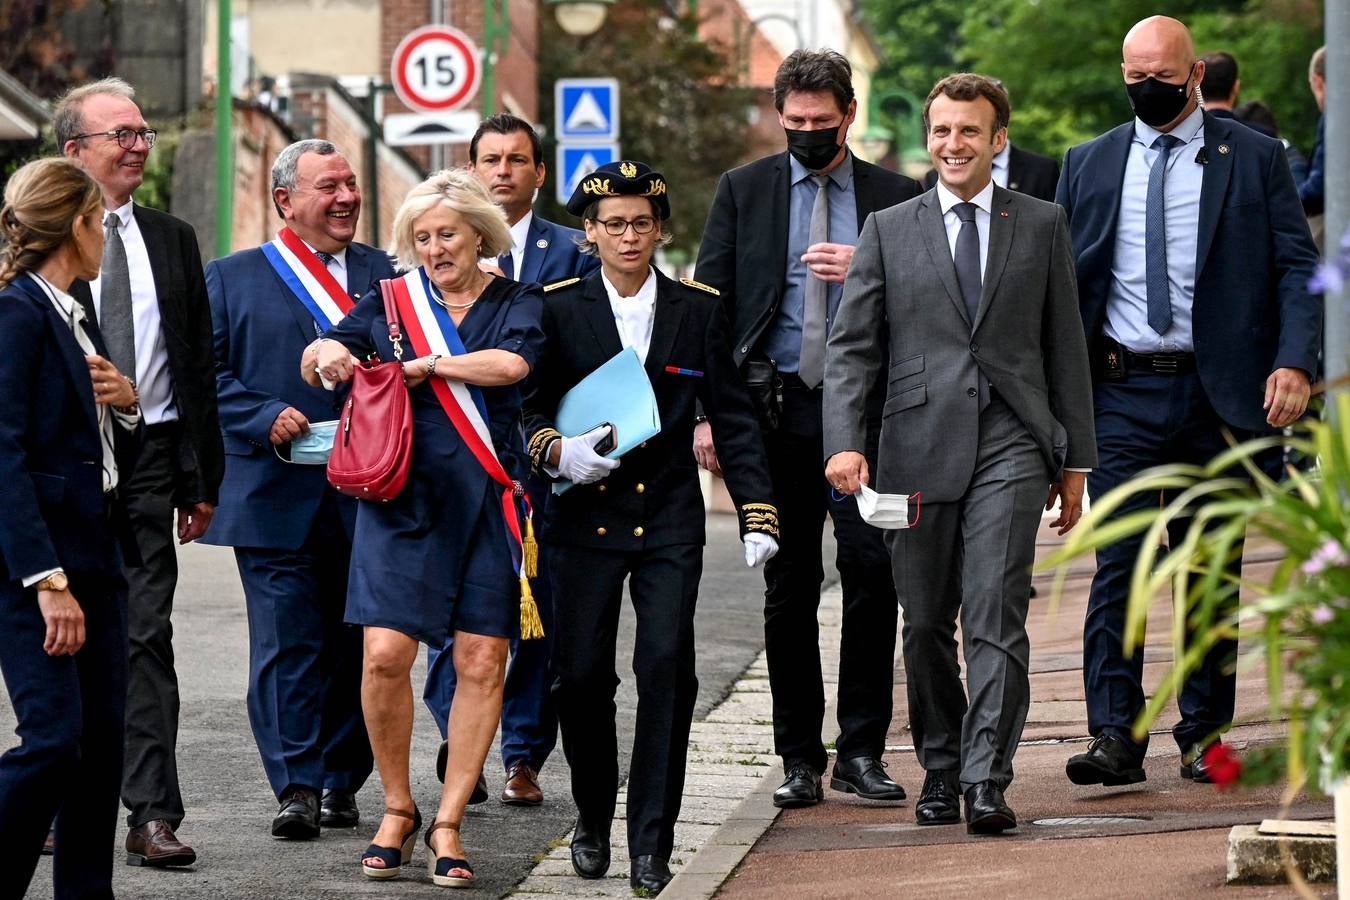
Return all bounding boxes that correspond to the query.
[280,419,339,465]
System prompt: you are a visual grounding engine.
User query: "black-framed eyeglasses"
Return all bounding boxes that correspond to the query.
[595,216,657,236]
[71,128,158,150]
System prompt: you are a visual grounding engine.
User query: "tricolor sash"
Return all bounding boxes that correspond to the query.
[261,227,356,331]
[388,271,543,639]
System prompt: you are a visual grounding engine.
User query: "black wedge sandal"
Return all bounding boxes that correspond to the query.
[425,819,474,888]
[360,806,422,879]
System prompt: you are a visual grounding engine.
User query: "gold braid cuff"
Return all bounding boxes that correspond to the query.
[528,428,564,470]
[741,502,780,539]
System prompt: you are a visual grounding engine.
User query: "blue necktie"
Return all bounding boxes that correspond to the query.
[499,253,515,280]
[1145,134,1181,335]
[315,250,333,266]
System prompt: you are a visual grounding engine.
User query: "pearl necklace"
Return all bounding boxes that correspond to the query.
[429,272,486,311]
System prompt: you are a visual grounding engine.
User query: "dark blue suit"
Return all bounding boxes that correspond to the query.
[1057,111,1320,756]
[0,273,140,898]
[202,241,392,800]
[423,216,598,776]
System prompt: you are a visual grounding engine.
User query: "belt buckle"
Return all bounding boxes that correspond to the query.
[1153,355,1179,373]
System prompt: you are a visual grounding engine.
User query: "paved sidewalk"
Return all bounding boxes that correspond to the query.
[707,531,1335,900]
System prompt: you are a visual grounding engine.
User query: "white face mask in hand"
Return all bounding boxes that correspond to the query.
[854,483,919,530]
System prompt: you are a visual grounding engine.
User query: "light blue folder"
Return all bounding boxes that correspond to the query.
[552,347,662,495]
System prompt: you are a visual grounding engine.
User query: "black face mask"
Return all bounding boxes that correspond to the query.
[1126,66,1195,128]
[784,126,843,171]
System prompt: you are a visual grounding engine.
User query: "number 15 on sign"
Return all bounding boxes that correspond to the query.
[391,25,482,113]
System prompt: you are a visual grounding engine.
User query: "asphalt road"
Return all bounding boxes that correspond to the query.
[6,513,833,899]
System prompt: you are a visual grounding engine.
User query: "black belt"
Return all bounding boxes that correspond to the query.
[778,372,821,392]
[1123,349,1196,374]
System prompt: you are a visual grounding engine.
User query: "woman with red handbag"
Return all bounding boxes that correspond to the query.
[303,169,543,888]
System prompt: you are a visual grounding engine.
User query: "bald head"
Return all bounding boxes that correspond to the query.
[1121,15,1203,131]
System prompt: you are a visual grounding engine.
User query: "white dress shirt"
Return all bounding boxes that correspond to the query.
[601,266,657,363]
[505,212,532,278]
[299,237,349,294]
[935,178,994,276]
[91,202,178,425]
[1106,106,1206,352]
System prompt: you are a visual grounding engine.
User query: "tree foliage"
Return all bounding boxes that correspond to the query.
[535,0,753,262]
[861,0,1324,162]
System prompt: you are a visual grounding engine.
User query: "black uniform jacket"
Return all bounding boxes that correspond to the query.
[523,268,778,553]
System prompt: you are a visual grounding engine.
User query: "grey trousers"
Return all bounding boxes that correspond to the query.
[886,397,1049,789]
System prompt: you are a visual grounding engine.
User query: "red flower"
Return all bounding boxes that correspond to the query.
[1204,742,1242,789]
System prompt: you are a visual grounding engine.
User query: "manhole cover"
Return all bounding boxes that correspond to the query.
[1032,816,1148,826]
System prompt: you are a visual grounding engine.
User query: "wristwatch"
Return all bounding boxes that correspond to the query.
[35,572,69,592]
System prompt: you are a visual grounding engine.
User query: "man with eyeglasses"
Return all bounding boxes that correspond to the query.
[523,160,777,895]
[53,76,223,869]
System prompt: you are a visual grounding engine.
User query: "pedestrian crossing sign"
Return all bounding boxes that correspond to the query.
[555,78,620,143]
[556,144,620,206]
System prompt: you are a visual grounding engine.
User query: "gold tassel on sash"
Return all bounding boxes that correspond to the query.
[522,514,539,579]
[519,572,545,640]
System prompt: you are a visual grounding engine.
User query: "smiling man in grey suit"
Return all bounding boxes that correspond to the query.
[824,73,1096,834]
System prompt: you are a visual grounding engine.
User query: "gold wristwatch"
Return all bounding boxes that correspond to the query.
[35,572,69,592]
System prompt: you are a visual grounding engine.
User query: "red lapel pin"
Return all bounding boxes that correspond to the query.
[1000,211,1009,217]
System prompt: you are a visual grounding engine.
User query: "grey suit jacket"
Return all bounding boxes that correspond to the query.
[823,185,1096,503]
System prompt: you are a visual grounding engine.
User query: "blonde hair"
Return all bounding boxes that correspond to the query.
[0,157,103,289]
[388,168,511,271]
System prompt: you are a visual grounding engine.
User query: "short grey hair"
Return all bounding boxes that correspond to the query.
[53,77,137,147]
[388,169,511,271]
[1311,46,1326,79]
[270,139,339,218]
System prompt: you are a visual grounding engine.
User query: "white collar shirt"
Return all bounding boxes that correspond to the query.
[299,236,349,293]
[935,177,995,279]
[91,201,178,424]
[991,144,1010,189]
[601,266,658,364]
[506,211,532,278]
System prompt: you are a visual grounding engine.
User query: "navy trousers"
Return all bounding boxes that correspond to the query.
[1086,371,1263,757]
[423,474,559,771]
[0,572,127,900]
[233,490,371,799]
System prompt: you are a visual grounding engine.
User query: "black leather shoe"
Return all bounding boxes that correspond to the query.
[963,781,1016,835]
[320,788,359,828]
[272,786,321,839]
[1181,740,1224,783]
[915,769,961,825]
[630,854,674,895]
[830,755,906,800]
[570,816,611,879]
[773,762,823,809]
[435,740,488,804]
[1065,735,1146,786]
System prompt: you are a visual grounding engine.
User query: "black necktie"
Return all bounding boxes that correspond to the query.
[953,202,981,324]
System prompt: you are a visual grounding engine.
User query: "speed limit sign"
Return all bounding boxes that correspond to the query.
[390,25,481,112]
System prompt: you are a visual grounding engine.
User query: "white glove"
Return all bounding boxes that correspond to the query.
[743,533,779,568]
[557,425,620,485]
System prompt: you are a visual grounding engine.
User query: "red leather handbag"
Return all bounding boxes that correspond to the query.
[327,280,413,502]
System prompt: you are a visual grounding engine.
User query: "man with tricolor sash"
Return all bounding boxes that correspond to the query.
[201,139,387,839]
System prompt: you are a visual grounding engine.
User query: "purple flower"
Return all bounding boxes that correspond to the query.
[1303,539,1349,576]
[1312,604,1335,625]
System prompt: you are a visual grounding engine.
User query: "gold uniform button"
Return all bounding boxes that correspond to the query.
[633,526,644,537]
[635,483,645,493]
[638,441,647,449]
[596,527,607,536]
[597,484,607,492]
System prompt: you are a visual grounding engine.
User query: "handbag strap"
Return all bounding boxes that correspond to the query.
[378,279,404,361]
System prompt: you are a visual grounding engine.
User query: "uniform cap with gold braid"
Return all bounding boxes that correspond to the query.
[565,159,671,220]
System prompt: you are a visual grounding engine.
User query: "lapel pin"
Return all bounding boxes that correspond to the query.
[536,238,549,249]
[1000,210,1009,217]
[1218,144,1230,155]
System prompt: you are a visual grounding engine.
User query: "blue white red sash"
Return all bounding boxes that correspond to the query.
[260,227,355,331]
[388,271,543,638]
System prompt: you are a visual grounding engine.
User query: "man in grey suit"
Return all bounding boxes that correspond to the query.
[824,73,1096,834]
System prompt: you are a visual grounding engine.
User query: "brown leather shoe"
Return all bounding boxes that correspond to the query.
[126,819,197,867]
[501,762,543,806]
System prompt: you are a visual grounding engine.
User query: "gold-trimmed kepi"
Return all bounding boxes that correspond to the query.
[565,159,671,220]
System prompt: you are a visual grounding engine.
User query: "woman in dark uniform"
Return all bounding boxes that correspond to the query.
[523,161,778,896]
[0,157,141,898]
[305,169,543,888]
